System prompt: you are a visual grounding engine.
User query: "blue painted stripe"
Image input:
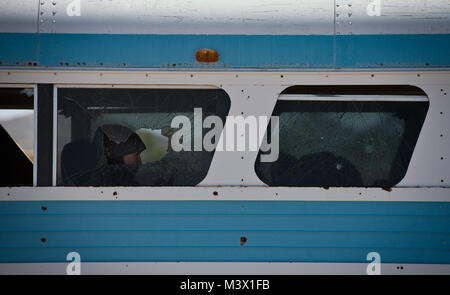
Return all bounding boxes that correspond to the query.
[1,201,449,264]
[1,33,449,69]
[1,232,449,250]
[0,248,449,264]
[1,215,449,233]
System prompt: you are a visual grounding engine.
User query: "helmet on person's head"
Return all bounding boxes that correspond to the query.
[102,125,146,164]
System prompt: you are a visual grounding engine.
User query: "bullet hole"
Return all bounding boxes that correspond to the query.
[280,75,284,78]
[76,62,80,66]
[382,187,392,192]
[241,178,244,182]
[241,156,244,159]
[426,63,430,67]
[247,96,250,99]
[33,62,38,66]
[241,89,244,92]
[82,62,86,66]
[441,157,444,160]
[417,74,421,77]
[16,62,19,65]
[99,73,103,76]
[240,236,247,246]
[7,193,10,196]
[441,89,444,92]
[59,62,63,66]
[379,63,383,67]
[99,62,103,66]
[65,62,69,66]
[41,206,47,211]
[440,134,443,137]
[145,74,149,77]
[371,74,374,77]
[441,179,444,183]
[358,192,362,195]
[396,266,404,270]
[241,112,244,115]
[275,193,278,196]
[0,61,2,65]
[190,74,193,78]
[213,191,218,196]
[172,64,176,67]
[235,74,239,78]
[41,238,47,243]
[113,191,117,196]
[100,191,103,194]
[323,187,329,190]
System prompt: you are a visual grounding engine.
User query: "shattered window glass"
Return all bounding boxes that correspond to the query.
[57,88,230,186]
[255,88,429,187]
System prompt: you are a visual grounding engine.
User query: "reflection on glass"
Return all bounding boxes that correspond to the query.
[57,88,230,186]
[255,100,429,187]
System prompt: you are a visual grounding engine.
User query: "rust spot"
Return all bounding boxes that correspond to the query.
[322,186,329,190]
[381,187,392,192]
[172,64,176,67]
[380,63,383,67]
[213,191,218,196]
[113,191,118,196]
[0,61,2,65]
[41,206,47,211]
[77,62,80,66]
[82,62,86,66]
[41,238,47,243]
[65,62,69,66]
[59,62,63,66]
[240,236,247,246]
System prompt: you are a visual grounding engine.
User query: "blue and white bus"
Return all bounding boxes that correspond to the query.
[0,0,449,274]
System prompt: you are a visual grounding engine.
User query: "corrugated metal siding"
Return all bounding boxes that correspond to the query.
[1,201,449,263]
[1,33,450,69]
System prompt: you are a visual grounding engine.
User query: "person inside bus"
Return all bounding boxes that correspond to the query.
[63,125,146,186]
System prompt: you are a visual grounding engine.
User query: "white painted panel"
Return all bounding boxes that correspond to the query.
[1,262,449,275]
[1,186,449,202]
[336,0,450,35]
[0,0,39,33]
[0,70,449,188]
[38,0,335,35]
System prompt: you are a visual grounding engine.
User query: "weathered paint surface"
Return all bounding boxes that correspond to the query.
[1,0,450,35]
[0,201,450,263]
[1,33,450,69]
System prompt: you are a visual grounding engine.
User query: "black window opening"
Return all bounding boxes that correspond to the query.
[0,87,34,186]
[255,86,429,187]
[57,88,230,186]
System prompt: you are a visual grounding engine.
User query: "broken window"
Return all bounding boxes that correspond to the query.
[57,88,230,186]
[255,86,429,187]
[0,87,34,186]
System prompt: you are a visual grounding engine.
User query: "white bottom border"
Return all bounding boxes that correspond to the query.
[1,262,450,275]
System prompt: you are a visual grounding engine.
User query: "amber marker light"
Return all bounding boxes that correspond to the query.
[195,49,219,63]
